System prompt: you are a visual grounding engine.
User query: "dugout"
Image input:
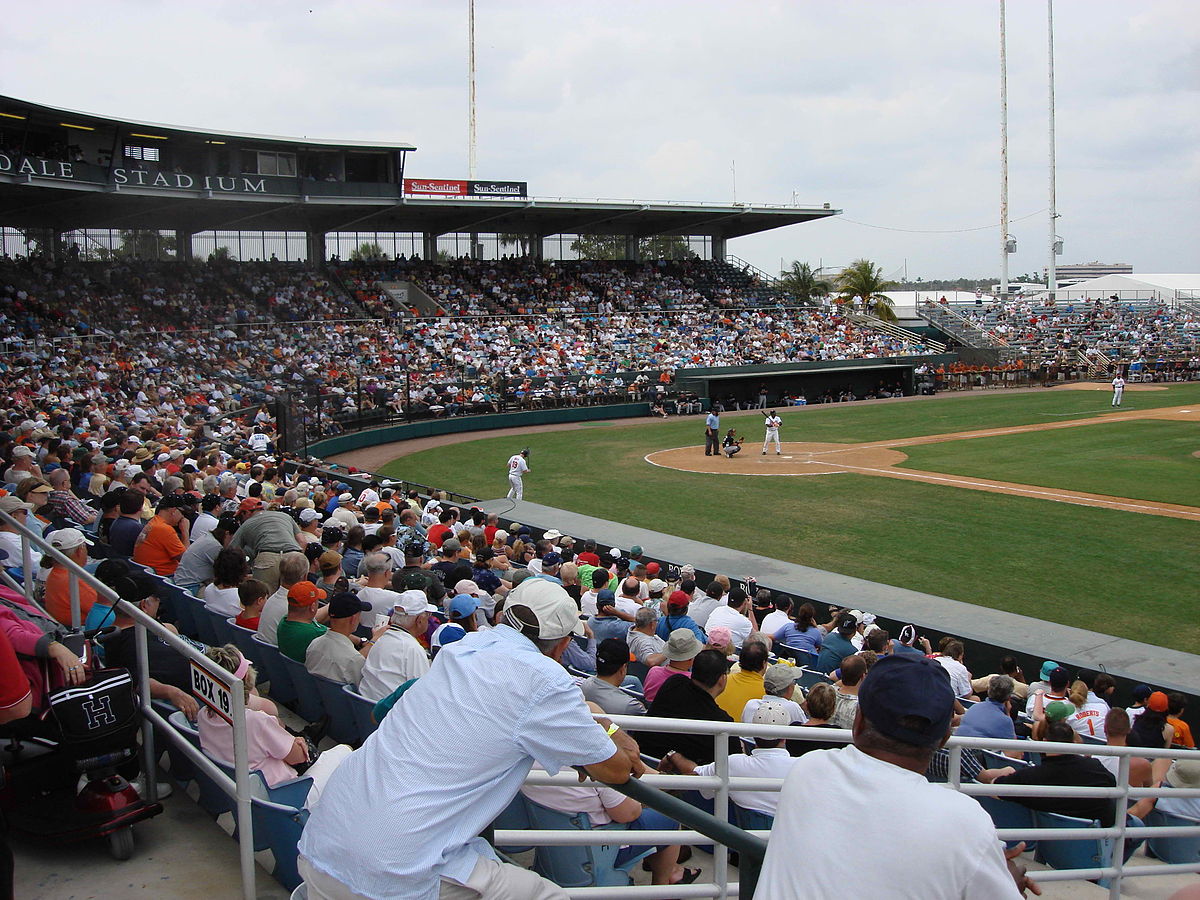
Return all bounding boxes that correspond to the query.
[676,354,957,406]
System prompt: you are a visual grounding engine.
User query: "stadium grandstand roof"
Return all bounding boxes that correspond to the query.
[0,94,838,239]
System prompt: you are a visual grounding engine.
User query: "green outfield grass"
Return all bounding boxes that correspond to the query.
[899,419,1200,506]
[379,384,1200,653]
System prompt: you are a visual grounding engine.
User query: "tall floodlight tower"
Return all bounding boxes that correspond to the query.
[999,0,1010,297]
[468,0,477,180]
[1046,0,1058,299]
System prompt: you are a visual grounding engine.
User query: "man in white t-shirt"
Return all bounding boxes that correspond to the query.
[703,588,756,649]
[757,593,790,637]
[662,701,801,817]
[357,590,436,701]
[506,448,530,500]
[1111,375,1125,407]
[754,655,1031,899]
[761,410,782,455]
[356,553,403,619]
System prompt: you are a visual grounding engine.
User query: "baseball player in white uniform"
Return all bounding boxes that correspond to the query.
[1111,375,1125,408]
[762,410,782,455]
[506,448,530,500]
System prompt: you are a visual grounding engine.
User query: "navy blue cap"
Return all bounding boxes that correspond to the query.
[541,552,562,567]
[327,591,371,619]
[857,654,954,748]
[596,588,617,610]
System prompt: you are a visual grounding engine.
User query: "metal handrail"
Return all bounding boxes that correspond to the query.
[0,509,259,900]
[502,714,1200,900]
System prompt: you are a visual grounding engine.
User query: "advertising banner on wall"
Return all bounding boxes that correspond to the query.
[467,180,527,197]
[403,178,468,196]
[402,178,528,198]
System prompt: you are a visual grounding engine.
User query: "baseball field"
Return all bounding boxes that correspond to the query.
[373,383,1200,654]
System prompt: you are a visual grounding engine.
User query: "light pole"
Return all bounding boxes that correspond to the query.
[1046,0,1058,301]
[999,0,1010,298]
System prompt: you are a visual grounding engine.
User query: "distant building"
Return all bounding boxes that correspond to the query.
[1045,262,1133,288]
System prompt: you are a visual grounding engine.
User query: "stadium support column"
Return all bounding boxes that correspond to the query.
[306,231,327,267]
[528,233,542,261]
[712,235,726,261]
[422,232,439,261]
[175,230,194,261]
[625,235,640,262]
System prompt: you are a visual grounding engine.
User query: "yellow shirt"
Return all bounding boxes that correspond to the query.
[716,669,765,721]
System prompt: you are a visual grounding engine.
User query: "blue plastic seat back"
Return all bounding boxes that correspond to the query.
[159,580,200,639]
[310,673,359,746]
[1144,809,1200,864]
[489,792,533,854]
[249,771,312,891]
[251,634,297,705]
[975,795,1037,850]
[201,604,235,647]
[167,710,235,818]
[342,685,378,745]
[277,652,325,723]
[795,667,831,691]
[978,749,1031,771]
[524,797,632,887]
[1032,810,1106,872]
[226,619,266,671]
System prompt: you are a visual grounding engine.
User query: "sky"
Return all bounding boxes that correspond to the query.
[3,0,1198,279]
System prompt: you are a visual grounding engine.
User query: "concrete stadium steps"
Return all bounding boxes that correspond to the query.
[478,500,1200,696]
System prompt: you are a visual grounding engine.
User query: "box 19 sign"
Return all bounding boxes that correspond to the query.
[191,661,233,723]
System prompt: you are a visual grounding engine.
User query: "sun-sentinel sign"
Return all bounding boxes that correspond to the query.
[404,178,527,198]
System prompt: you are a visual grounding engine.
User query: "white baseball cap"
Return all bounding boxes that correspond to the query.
[503,578,585,640]
[752,701,793,728]
[609,547,622,559]
[48,528,92,552]
[299,508,322,524]
[394,589,438,617]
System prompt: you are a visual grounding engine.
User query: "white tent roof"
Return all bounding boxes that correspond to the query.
[1055,274,1200,301]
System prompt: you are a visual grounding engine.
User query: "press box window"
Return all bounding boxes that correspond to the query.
[124,145,160,162]
[257,152,296,177]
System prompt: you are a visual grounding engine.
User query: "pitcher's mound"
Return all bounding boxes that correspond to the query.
[646,442,908,476]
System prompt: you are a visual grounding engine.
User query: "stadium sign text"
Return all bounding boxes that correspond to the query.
[0,153,268,194]
[404,177,527,198]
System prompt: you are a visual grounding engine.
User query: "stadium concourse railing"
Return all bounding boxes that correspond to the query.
[510,715,1200,900]
[0,509,262,900]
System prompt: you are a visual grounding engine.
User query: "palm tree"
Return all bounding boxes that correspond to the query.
[837,259,898,322]
[779,261,831,305]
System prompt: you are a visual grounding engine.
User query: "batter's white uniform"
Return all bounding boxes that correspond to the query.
[1111,376,1125,407]
[762,414,782,454]
[506,454,529,500]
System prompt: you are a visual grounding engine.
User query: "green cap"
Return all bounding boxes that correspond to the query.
[1044,700,1074,722]
[630,545,643,556]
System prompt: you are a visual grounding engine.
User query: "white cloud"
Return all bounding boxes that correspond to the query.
[2,0,1196,277]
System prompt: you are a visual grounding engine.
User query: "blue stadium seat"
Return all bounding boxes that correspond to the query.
[795,667,831,691]
[252,634,298,705]
[776,644,819,668]
[1143,809,1200,864]
[489,793,533,854]
[626,660,650,683]
[1031,810,1144,885]
[977,749,1031,771]
[199,604,235,647]
[168,710,235,818]
[310,673,359,746]
[524,797,652,887]
[226,619,267,672]
[157,580,201,639]
[248,770,311,891]
[277,652,325,723]
[974,796,1036,850]
[342,685,378,744]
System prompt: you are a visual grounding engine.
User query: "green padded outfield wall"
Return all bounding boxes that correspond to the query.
[308,402,654,458]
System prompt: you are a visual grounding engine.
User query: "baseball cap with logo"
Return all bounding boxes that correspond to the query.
[238,497,264,514]
[394,589,438,617]
[857,654,955,748]
[502,577,585,640]
[318,551,343,575]
[287,582,327,607]
[752,701,792,728]
[1039,660,1062,682]
[541,552,562,568]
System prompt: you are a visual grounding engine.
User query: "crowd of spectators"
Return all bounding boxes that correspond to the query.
[928,295,1200,364]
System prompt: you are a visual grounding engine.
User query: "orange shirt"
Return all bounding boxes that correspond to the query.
[44,565,99,626]
[132,515,186,576]
[1168,716,1195,748]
